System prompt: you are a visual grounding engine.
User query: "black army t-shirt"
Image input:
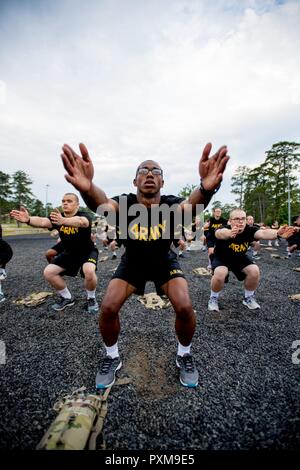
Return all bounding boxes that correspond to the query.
[207,216,228,243]
[111,193,185,264]
[49,211,94,254]
[214,224,260,260]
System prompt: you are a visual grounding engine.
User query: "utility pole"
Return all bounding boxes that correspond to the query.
[283,156,291,226]
[287,161,291,226]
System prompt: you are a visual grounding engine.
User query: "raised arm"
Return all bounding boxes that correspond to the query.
[254,225,296,241]
[61,143,119,213]
[215,225,240,240]
[181,143,230,210]
[10,207,52,229]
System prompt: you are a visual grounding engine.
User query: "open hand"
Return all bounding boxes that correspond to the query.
[199,143,230,191]
[278,225,296,239]
[61,143,94,193]
[10,206,30,223]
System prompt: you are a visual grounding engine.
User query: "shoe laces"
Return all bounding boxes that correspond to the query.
[180,355,195,372]
[99,356,115,373]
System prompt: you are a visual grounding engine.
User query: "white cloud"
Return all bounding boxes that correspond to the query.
[0,0,299,208]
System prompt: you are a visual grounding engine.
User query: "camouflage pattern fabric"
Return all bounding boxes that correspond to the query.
[37,387,109,450]
[138,293,171,310]
[13,292,53,307]
[192,267,211,276]
[289,294,300,301]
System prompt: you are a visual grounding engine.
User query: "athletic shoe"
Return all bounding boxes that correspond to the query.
[50,296,75,311]
[86,298,99,314]
[242,295,261,310]
[0,269,7,281]
[208,297,219,312]
[95,356,122,389]
[0,293,6,302]
[178,251,184,258]
[176,354,199,387]
[275,240,279,247]
[252,254,261,260]
[201,246,207,252]
[186,246,191,252]
[111,252,117,259]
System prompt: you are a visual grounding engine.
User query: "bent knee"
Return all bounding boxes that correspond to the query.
[43,265,52,279]
[175,300,194,320]
[101,299,120,318]
[246,265,260,278]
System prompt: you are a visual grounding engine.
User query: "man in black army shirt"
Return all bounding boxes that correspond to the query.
[61,142,229,388]
[10,193,99,314]
[206,207,227,269]
[208,208,295,312]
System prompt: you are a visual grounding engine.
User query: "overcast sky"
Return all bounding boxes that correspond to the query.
[0,0,299,209]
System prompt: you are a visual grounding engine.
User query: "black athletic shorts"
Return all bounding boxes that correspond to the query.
[112,254,185,295]
[207,239,215,249]
[287,236,300,249]
[50,240,64,253]
[211,254,254,281]
[0,239,13,267]
[52,248,99,277]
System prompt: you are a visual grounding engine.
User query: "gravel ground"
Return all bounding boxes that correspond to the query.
[0,235,300,450]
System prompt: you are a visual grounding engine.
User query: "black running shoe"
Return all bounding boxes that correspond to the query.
[86,298,99,314]
[176,354,199,388]
[95,355,122,389]
[50,297,75,311]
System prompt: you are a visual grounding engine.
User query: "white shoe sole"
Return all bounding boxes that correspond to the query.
[51,300,75,311]
[96,360,122,389]
[242,301,261,310]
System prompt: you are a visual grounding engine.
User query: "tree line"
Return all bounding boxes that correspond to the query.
[2,141,299,225]
[0,170,53,220]
[231,141,300,224]
[179,141,300,223]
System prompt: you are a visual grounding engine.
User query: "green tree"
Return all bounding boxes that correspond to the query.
[11,171,34,209]
[178,184,197,199]
[0,171,13,216]
[231,166,250,208]
[243,141,300,224]
[264,141,300,223]
[28,199,45,216]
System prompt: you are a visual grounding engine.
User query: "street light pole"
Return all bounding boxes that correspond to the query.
[287,161,291,226]
[284,156,291,226]
[45,184,49,217]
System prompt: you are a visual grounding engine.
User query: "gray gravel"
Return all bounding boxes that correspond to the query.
[0,235,300,450]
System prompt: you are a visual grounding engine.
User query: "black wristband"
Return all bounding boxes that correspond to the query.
[199,181,221,196]
[26,217,31,225]
[199,181,221,208]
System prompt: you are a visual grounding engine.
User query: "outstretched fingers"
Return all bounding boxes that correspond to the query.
[61,153,74,177]
[217,153,230,175]
[62,144,78,167]
[200,143,212,162]
[79,143,91,163]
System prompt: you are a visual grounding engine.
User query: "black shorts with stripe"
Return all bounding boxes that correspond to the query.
[211,254,254,281]
[52,248,99,277]
[112,253,185,295]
